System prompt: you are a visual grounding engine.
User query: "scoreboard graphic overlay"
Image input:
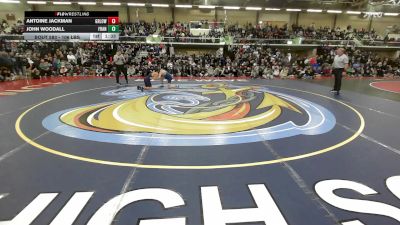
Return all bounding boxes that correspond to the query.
[23,11,119,41]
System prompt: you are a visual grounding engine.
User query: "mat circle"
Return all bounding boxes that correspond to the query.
[15,85,365,170]
[370,81,400,94]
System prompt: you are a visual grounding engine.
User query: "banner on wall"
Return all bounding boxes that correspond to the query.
[221,35,233,45]
[288,37,302,45]
[146,35,162,43]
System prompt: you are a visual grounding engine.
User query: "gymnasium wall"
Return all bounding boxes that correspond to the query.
[133,7,172,23]
[216,10,257,25]
[298,13,335,28]
[371,16,400,35]
[0,3,399,36]
[175,9,215,22]
[336,15,370,30]
[259,12,293,27]
[0,3,29,21]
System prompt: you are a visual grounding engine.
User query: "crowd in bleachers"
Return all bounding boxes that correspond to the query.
[119,20,387,41]
[0,19,24,35]
[116,21,400,43]
[1,40,399,82]
[2,17,397,43]
[120,20,225,39]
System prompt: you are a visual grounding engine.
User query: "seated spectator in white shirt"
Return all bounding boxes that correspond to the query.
[95,65,104,76]
[67,52,77,65]
[127,65,136,77]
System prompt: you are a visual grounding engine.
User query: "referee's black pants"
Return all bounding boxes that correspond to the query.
[116,65,128,84]
[332,68,344,91]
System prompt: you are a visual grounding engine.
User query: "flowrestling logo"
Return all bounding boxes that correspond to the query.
[42,83,336,146]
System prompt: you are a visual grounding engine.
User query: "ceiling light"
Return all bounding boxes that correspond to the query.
[152,3,168,7]
[27,0,46,3]
[286,8,301,11]
[364,11,382,14]
[53,1,71,4]
[127,3,145,6]
[224,6,240,10]
[327,10,342,13]
[78,1,96,5]
[245,7,262,10]
[346,11,361,14]
[265,8,280,11]
[198,5,215,9]
[176,4,192,8]
[103,2,120,5]
[0,0,20,3]
[307,9,322,12]
[384,12,399,16]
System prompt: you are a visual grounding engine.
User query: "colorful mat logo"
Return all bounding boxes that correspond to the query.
[42,84,336,146]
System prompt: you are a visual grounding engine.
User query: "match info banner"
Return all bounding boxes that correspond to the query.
[22,33,119,41]
[23,11,119,41]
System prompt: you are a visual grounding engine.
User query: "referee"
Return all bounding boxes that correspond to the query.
[113,51,128,85]
[331,48,349,95]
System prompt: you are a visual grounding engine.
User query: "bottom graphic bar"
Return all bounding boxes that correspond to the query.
[23,33,119,41]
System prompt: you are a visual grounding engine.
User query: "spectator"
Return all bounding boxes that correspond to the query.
[38,59,51,76]
[67,52,77,65]
[127,64,136,77]
[59,65,68,76]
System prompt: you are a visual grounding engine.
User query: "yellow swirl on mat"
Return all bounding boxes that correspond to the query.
[60,87,301,135]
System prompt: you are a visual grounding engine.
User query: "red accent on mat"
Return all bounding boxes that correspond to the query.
[0,76,96,96]
[370,81,400,94]
[207,102,251,121]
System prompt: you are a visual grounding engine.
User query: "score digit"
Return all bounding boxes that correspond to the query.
[108,25,119,33]
[108,17,119,25]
